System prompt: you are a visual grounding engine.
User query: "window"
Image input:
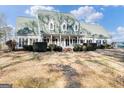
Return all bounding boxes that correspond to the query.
[80,40,84,43]
[33,39,35,44]
[62,24,67,31]
[49,21,54,30]
[30,39,32,45]
[96,40,101,45]
[74,25,78,31]
[36,39,38,42]
[63,24,66,30]
[103,40,107,44]
[74,22,79,31]
[25,38,28,45]
[22,38,24,46]
[61,22,67,31]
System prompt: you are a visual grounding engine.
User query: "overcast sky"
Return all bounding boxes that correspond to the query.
[0,5,124,42]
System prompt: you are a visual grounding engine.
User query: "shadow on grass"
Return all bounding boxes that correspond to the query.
[86,59,120,72]
[0,57,34,70]
[96,49,124,63]
[47,64,81,88]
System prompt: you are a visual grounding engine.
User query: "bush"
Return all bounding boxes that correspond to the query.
[82,45,87,51]
[83,43,88,46]
[73,44,81,52]
[97,44,112,49]
[54,46,63,52]
[33,42,47,52]
[23,45,33,51]
[87,44,93,51]
[6,40,16,51]
[47,44,57,51]
[87,43,97,51]
[73,45,80,52]
[97,45,105,49]
[104,44,112,49]
[47,44,63,52]
[73,43,97,52]
[91,43,97,50]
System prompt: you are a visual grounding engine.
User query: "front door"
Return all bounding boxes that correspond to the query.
[66,39,69,46]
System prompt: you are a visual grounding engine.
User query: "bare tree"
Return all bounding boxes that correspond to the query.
[0,13,7,40]
[0,13,13,50]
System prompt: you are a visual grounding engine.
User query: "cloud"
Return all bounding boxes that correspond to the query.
[25,5,59,16]
[111,26,124,42]
[117,26,124,33]
[70,6,103,23]
[100,8,104,11]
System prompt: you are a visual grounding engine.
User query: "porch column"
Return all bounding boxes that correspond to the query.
[64,38,66,47]
[69,36,70,46]
[51,35,52,44]
[72,38,73,46]
[59,34,61,46]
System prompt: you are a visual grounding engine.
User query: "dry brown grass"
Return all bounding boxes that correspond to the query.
[0,49,124,88]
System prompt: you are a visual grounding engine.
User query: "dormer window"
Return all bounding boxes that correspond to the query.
[63,24,66,30]
[49,20,54,30]
[74,23,79,31]
[61,22,67,31]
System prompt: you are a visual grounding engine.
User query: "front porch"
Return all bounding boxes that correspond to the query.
[43,34,86,48]
[16,34,108,49]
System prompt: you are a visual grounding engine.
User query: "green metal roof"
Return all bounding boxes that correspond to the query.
[37,10,79,35]
[16,10,111,39]
[81,23,111,38]
[16,16,38,36]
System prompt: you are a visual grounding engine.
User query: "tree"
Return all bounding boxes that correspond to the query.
[0,13,7,42]
[0,13,7,28]
[0,13,13,50]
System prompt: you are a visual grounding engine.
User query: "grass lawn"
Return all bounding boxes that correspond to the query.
[0,49,124,88]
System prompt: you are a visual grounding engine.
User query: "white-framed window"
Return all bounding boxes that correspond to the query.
[74,24,78,31]
[74,22,79,31]
[49,20,54,30]
[61,22,67,31]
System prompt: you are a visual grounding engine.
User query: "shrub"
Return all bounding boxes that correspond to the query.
[54,46,63,52]
[23,45,33,51]
[73,45,78,52]
[87,44,93,51]
[6,40,16,51]
[91,43,97,50]
[73,43,97,52]
[97,45,105,49]
[47,44,57,51]
[87,43,97,51]
[33,42,47,52]
[73,44,82,52]
[47,44,63,52]
[82,45,87,51]
[104,44,112,49]
[83,43,88,46]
